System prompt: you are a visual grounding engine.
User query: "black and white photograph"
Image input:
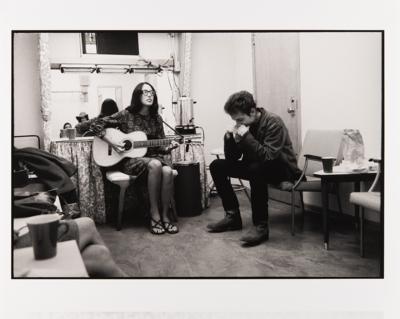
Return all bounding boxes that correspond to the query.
[1,0,400,317]
[11,31,383,278]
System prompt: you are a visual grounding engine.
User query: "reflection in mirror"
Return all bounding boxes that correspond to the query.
[50,71,178,140]
[47,32,181,140]
[81,32,139,56]
[97,86,123,112]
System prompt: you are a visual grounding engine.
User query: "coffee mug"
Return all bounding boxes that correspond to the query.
[26,214,69,260]
[322,157,336,173]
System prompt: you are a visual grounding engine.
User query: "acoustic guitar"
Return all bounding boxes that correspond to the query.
[93,128,182,167]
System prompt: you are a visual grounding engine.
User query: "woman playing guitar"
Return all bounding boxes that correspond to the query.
[89,82,179,235]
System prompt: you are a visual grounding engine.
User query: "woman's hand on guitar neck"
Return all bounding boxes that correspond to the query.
[165,141,180,153]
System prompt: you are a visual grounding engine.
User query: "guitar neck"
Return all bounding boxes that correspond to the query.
[133,138,175,148]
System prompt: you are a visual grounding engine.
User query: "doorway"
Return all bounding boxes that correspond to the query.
[252,32,302,204]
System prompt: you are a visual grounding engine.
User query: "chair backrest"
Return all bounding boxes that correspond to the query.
[14,135,41,149]
[368,159,381,192]
[297,130,344,176]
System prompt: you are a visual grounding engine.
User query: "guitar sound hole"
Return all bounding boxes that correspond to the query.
[123,140,132,151]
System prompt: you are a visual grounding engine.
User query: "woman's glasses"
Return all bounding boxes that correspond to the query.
[142,90,155,97]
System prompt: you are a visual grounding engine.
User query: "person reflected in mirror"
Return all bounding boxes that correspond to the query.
[99,98,119,118]
[76,112,89,123]
[76,99,119,137]
[60,122,73,138]
[74,112,90,137]
[207,91,302,247]
[89,83,179,235]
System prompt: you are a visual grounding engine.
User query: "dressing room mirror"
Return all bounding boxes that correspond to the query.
[47,32,180,139]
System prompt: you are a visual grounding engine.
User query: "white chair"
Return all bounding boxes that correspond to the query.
[273,130,345,235]
[349,159,381,257]
[106,169,178,231]
[14,134,41,149]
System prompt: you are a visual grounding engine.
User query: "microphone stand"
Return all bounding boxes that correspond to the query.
[162,119,193,155]
[162,119,185,140]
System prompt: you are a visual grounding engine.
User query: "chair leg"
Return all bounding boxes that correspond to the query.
[334,183,343,215]
[300,191,305,229]
[116,184,128,231]
[208,180,216,196]
[291,190,295,236]
[379,222,383,277]
[239,178,251,202]
[169,185,178,223]
[360,207,365,257]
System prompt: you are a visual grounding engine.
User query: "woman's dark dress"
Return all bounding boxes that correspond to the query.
[90,109,170,177]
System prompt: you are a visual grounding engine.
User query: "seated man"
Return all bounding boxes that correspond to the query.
[14,217,126,277]
[75,112,90,137]
[207,91,302,247]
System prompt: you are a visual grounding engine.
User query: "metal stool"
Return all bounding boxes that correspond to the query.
[208,148,251,201]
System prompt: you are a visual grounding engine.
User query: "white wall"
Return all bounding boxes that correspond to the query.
[191,33,254,165]
[299,33,382,158]
[299,32,382,219]
[13,33,44,147]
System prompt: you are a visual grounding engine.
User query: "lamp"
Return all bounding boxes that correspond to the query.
[95,64,130,74]
[60,64,96,73]
[53,63,162,74]
[129,66,162,74]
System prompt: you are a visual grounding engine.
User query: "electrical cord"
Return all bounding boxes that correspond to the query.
[172,72,181,97]
[195,125,205,142]
[166,71,177,118]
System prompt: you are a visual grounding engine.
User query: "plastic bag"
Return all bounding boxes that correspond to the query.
[342,129,367,170]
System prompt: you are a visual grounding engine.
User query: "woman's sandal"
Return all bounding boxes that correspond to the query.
[163,221,179,234]
[150,218,166,235]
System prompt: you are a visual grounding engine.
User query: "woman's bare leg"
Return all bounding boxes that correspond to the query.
[161,166,174,221]
[147,159,162,219]
[161,166,178,233]
[147,159,164,233]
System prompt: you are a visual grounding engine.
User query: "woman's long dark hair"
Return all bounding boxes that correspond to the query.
[126,82,159,118]
[99,98,119,118]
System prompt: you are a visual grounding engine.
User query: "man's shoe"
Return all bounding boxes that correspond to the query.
[207,210,242,233]
[240,225,269,247]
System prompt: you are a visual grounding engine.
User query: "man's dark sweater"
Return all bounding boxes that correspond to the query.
[224,108,302,181]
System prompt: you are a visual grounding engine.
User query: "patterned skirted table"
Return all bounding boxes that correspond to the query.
[49,138,106,224]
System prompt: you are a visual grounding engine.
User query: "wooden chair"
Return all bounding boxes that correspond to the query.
[349,158,381,257]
